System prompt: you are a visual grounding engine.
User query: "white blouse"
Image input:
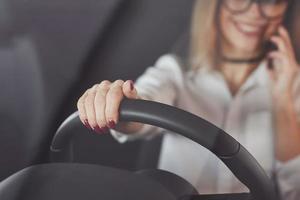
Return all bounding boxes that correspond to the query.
[111,54,300,199]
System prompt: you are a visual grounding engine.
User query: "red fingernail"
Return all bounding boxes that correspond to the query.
[84,121,92,130]
[108,120,116,129]
[96,126,104,134]
[129,80,134,90]
[102,126,109,133]
[92,126,102,134]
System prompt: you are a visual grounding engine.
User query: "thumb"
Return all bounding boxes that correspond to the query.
[122,80,139,99]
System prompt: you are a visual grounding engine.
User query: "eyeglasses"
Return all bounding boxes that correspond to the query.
[222,0,289,20]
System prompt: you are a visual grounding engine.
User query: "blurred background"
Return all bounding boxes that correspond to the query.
[1,0,300,185]
[0,0,196,181]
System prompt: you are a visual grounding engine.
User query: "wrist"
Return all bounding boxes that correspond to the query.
[272,93,294,112]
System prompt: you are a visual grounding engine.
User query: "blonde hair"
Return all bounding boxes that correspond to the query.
[189,0,219,70]
[189,0,300,70]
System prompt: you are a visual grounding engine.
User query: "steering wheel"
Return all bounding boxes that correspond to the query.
[0,99,277,200]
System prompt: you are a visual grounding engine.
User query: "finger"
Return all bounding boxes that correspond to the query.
[270,36,287,53]
[94,80,111,132]
[268,51,286,61]
[77,90,89,126]
[278,26,293,51]
[105,80,125,128]
[268,51,287,73]
[122,80,139,99]
[84,85,98,131]
[278,26,297,60]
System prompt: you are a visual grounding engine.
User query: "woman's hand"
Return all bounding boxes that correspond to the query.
[268,25,300,102]
[77,80,144,134]
[268,26,300,161]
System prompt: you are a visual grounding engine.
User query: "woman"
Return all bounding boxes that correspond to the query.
[77,0,300,198]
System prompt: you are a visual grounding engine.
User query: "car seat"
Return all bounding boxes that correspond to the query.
[0,0,195,180]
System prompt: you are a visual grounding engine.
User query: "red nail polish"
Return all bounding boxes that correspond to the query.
[95,126,104,134]
[108,120,116,129]
[101,126,109,133]
[129,80,134,90]
[84,121,92,130]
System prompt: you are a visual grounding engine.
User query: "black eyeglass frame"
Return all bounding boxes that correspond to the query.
[222,0,290,20]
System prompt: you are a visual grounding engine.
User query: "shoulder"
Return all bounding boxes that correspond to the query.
[134,54,194,91]
[154,54,183,70]
[153,54,217,82]
[148,54,186,79]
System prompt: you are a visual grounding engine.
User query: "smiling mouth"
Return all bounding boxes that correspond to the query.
[233,21,266,37]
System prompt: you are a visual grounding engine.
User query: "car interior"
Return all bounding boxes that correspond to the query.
[0,0,196,181]
[1,0,300,199]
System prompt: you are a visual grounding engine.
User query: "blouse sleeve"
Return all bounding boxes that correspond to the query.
[110,54,184,143]
[276,157,300,200]
[276,72,300,200]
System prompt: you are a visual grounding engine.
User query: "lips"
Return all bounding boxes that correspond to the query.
[233,21,266,37]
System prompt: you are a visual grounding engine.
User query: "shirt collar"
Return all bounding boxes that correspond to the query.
[241,60,270,92]
[194,59,270,95]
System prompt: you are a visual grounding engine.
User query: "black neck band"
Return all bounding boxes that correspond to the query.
[221,53,266,64]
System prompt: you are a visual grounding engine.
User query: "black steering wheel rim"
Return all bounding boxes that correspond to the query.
[51,99,277,200]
